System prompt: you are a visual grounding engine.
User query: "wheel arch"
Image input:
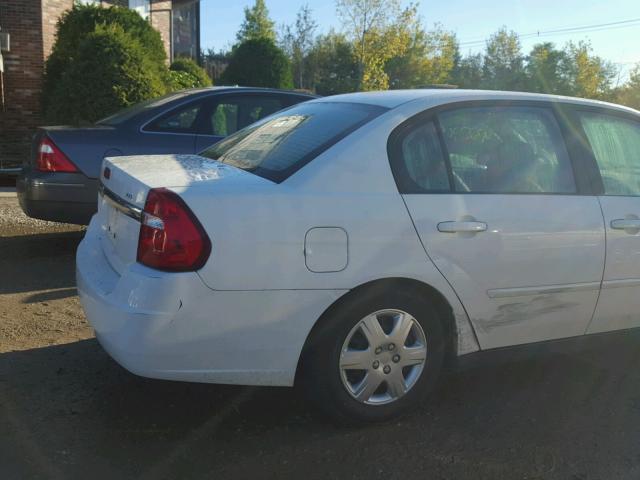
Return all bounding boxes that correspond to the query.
[295,276,478,383]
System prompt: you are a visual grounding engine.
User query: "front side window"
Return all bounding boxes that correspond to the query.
[211,103,238,137]
[578,112,640,196]
[439,106,576,194]
[200,102,387,182]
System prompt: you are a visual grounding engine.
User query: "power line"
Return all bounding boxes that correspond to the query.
[458,17,640,47]
[458,17,640,43]
[459,17,640,45]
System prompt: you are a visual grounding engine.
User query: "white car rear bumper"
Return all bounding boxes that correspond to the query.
[76,224,346,386]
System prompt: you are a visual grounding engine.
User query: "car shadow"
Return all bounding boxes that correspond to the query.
[20,288,78,304]
[3,332,640,479]
[0,231,83,296]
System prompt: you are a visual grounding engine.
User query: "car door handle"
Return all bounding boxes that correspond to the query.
[437,221,488,233]
[611,219,640,231]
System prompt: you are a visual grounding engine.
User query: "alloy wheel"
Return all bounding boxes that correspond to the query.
[339,309,427,405]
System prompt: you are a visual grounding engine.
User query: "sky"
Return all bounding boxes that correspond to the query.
[200,0,640,85]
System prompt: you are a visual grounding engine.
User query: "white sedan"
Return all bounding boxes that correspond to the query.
[77,89,640,423]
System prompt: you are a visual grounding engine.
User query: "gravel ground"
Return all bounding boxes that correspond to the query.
[3,195,640,479]
[0,196,89,352]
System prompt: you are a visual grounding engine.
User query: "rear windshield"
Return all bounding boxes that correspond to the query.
[96,91,199,126]
[199,102,388,182]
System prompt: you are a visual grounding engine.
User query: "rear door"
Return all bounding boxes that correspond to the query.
[391,102,605,349]
[194,94,290,151]
[577,109,640,333]
[139,100,204,153]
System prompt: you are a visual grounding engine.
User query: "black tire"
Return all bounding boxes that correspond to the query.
[299,284,446,424]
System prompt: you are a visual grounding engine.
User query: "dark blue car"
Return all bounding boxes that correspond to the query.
[17,87,316,224]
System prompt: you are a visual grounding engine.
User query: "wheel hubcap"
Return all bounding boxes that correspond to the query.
[339,309,428,405]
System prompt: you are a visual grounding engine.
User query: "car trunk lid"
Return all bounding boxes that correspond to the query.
[29,126,121,178]
[96,154,269,275]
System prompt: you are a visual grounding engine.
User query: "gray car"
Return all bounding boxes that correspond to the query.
[17,87,316,224]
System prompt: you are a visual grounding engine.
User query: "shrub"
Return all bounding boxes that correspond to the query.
[170,57,213,88]
[46,25,167,125]
[222,38,292,89]
[168,70,199,91]
[43,4,168,121]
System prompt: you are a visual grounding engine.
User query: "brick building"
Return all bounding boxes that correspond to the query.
[0,0,200,171]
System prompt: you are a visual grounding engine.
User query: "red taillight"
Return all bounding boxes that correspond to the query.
[36,137,78,172]
[137,188,211,272]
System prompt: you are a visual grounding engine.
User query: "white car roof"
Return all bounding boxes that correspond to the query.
[312,89,639,115]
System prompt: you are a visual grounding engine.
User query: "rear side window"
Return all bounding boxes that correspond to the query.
[399,121,450,192]
[208,96,285,136]
[578,112,640,196]
[145,102,202,133]
[200,102,387,183]
[438,107,576,194]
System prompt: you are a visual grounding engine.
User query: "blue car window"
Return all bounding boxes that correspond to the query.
[145,103,203,134]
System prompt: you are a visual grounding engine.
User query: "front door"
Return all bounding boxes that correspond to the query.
[391,103,605,349]
[577,110,640,333]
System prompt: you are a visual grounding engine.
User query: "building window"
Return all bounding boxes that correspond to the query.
[129,0,150,20]
[172,0,199,60]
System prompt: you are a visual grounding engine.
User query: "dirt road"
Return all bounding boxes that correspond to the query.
[2,195,640,479]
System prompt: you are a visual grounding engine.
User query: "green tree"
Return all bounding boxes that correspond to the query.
[222,38,292,88]
[201,48,232,84]
[482,28,526,90]
[524,42,571,94]
[43,3,168,118]
[306,31,359,95]
[279,4,318,89]
[237,0,276,43]
[563,41,616,99]
[616,65,640,109]
[386,24,458,89]
[451,52,483,88]
[337,0,414,90]
[47,25,167,125]
[169,57,213,88]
